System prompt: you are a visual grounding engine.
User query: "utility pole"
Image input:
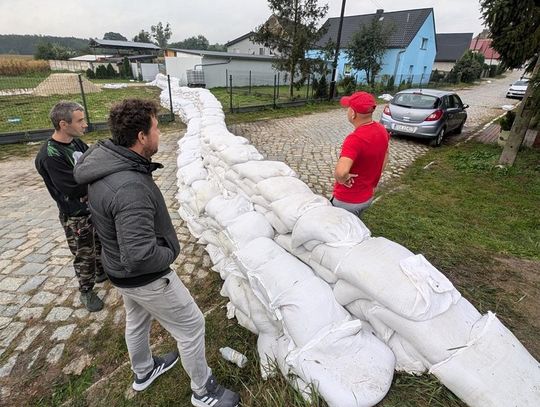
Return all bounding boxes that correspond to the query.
[328,0,347,100]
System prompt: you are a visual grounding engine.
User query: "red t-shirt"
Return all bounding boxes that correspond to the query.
[333,122,389,203]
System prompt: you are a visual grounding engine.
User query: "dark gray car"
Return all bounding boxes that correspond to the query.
[380,89,469,146]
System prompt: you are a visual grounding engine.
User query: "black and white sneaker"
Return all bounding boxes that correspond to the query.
[132,352,179,391]
[191,375,240,407]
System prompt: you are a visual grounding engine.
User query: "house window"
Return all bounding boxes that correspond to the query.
[421,38,428,50]
[259,48,265,55]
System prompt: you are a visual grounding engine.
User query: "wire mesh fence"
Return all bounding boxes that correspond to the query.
[0,73,170,142]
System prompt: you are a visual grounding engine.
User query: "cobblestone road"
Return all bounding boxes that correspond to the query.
[0,70,523,400]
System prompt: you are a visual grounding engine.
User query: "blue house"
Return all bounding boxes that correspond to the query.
[314,8,437,85]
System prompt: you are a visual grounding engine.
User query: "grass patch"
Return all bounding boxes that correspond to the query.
[0,86,164,133]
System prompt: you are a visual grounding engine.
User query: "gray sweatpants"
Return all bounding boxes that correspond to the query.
[331,196,374,218]
[116,270,211,395]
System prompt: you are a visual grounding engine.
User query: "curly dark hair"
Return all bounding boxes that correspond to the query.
[108,99,159,147]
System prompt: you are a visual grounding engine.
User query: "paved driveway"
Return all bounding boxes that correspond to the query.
[0,70,523,400]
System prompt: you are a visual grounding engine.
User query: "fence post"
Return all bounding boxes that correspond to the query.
[420,73,424,87]
[167,75,175,122]
[225,69,228,89]
[277,72,280,99]
[306,74,310,100]
[273,75,277,109]
[77,74,91,130]
[229,74,233,113]
[249,70,252,94]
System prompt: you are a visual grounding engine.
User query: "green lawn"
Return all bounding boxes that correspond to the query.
[0,86,165,133]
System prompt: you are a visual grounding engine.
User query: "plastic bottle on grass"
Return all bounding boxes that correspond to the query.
[219,347,248,368]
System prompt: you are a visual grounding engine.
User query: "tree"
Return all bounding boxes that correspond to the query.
[122,57,132,78]
[480,0,540,166]
[252,1,329,98]
[151,22,172,48]
[346,17,391,87]
[103,32,127,41]
[34,42,75,60]
[170,35,209,50]
[448,50,484,83]
[132,30,152,43]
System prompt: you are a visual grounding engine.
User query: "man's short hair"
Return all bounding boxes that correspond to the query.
[49,101,84,130]
[108,99,159,148]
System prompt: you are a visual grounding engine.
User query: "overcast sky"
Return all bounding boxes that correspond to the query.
[0,0,486,43]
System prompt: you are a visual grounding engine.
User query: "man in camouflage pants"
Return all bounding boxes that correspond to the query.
[35,101,106,312]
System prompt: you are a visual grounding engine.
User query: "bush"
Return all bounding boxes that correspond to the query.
[106,63,117,78]
[448,50,484,83]
[122,57,132,79]
[95,65,108,79]
[86,68,95,79]
[339,76,356,95]
[313,75,328,99]
[0,58,50,76]
[499,111,516,131]
[384,75,395,91]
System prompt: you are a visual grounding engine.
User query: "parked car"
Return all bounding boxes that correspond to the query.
[380,89,469,147]
[506,79,529,99]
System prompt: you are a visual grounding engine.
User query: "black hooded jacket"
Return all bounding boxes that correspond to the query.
[73,140,180,287]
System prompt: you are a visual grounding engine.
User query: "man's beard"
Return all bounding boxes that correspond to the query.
[142,145,158,159]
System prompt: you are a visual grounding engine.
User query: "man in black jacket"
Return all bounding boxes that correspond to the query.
[74,99,239,406]
[35,101,106,312]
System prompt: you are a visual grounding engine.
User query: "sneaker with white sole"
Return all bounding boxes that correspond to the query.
[132,352,179,391]
[191,375,240,407]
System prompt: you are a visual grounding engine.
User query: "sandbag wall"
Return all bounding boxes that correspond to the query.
[151,74,540,407]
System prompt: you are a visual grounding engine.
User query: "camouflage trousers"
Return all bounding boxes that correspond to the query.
[59,213,104,292]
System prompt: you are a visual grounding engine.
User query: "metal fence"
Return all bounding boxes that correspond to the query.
[0,73,173,144]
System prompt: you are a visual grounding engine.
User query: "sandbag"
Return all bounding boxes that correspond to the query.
[222,211,274,252]
[205,194,253,227]
[256,176,312,203]
[286,320,395,407]
[218,144,264,165]
[272,276,350,347]
[270,193,331,232]
[291,206,371,250]
[430,312,540,407]
[335,237,459,321]
[232,161,297,183]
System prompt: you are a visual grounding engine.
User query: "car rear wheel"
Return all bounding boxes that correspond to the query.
[430,127,445,147]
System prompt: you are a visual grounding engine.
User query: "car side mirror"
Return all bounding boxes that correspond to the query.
[463,104,469,109]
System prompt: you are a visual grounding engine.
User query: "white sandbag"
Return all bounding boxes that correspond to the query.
[286,320,395,407]
[333,279,372,306]
[256,176,312,203]
[190,179,221,215]
[336,237,459,321]
[388,334,429,374]
[178,159,207,185]
[430,312,540,407]
[291,206,371,250]
[257,333,281,379]
[274,234,338,284]
[232,161,297,183]
[365,298,482,364]
[263,211,290,235]
[212,257,240,280]
[272,276,350,347]
[221,274,279,334]
[218,144,264,165]
[205,194,253,227]
[270,193,331,232]
[251,194,271,211]
[204,244,225,265]
[177,149,201,167]
[233,237,285,275]
[203,133,248,152]
[224,211,274,251]
[233,306,259,334]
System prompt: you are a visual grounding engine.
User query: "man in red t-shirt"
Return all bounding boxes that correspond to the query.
[332,91,389,217]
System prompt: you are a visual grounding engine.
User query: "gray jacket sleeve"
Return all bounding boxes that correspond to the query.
[113,183,175,274]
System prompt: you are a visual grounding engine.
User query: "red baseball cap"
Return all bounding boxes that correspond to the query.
[340,91,377,114]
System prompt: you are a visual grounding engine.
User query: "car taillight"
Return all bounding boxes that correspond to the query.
[383,105,391,117]
[425,109,443,121]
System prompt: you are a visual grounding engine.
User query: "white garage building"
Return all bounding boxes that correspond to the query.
[164,48,290,89]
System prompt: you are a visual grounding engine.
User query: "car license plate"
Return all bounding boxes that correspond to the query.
[393,124,416,133]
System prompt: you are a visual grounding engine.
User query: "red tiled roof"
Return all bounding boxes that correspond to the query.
[469,38,500,60]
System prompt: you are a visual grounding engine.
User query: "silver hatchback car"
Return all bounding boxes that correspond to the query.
[380,89,469,146]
